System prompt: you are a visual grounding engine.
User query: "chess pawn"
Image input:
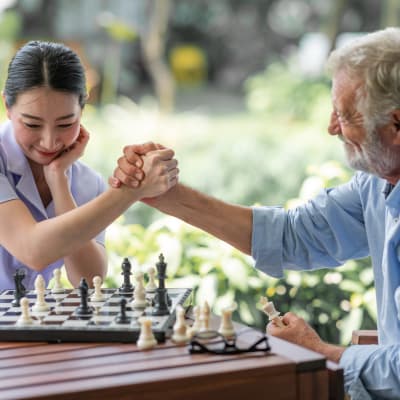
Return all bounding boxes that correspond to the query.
[32,275,50,312]
[218,307,235,338]
[172,305,189,344]
[145,266,157,293]
[16,297,33,326]
[90,276,105,302]
[200,301,211,331]
[260,296,285,328]
[51,268,65,294]
[131,271,147,309]
[187,305,201,338]
[137,317,157,350]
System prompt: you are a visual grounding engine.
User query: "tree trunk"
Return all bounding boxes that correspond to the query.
[142,0,175,113]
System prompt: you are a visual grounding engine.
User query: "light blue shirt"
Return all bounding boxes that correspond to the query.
[0,120,107,290]
[252,171,400,398]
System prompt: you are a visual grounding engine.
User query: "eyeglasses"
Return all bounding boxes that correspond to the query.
[189,330,270,355]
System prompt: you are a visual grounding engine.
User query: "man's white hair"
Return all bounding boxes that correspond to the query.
[326,27,400,127]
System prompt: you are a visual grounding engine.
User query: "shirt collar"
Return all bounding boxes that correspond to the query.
[384,179,400,212]
[383,181,395,199]
[1,120,73,217]
[2,120,29,176]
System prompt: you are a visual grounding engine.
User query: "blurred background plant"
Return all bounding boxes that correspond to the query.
[2,0,397,344]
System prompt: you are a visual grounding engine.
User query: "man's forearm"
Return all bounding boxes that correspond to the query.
[314,341,346,364]
[147,183,253,254]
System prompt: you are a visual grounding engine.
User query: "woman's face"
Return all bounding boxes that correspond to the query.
[6,87,82,166]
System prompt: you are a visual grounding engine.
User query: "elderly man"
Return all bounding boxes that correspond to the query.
[112,28,400,399]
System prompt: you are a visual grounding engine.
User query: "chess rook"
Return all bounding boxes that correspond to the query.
[137,317,157,350]
[218,304,236,338]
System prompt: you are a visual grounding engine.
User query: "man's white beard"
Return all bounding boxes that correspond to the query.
[344,128,400,177]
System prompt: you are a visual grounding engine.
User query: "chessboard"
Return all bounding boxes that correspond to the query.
[0,287,192,343]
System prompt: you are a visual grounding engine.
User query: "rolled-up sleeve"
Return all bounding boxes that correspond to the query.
[252,206,286,277]
[340,344,400,399]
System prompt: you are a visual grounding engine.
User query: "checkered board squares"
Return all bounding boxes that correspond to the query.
[0,288,192,343]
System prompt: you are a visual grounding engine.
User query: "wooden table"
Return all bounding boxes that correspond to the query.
[0,314,343,400]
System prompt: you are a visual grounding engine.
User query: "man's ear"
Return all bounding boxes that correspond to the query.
[392,109,400,144]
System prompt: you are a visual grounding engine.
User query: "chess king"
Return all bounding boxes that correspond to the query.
[0,40,178,290]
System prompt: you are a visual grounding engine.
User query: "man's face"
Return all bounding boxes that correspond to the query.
[328,70,400,181]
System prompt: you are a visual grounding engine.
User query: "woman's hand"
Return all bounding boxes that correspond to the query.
[109,142,164,188]
[43,125,89,187]
[130,148,179,199]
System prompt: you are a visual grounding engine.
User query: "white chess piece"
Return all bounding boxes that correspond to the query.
[200,301,211,331]
[90,276,105,302]
[172,305,189,344]
[51,268,64,294]
[187,305,201,338]
[145,266,157,293]
[32,275,50,312]
[260,296,285,328]
[16,297,33,326]
[137,317,157,350]
[218,303,237,338]
[131,271,147,309]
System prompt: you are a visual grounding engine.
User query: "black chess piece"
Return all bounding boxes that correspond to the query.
[119,258,134,295]
[152,254,171,316]
[11,268,26,307]
[76,278,93,316]
[115,298,130,324]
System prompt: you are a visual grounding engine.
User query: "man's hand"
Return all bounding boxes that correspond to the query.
[109,142,165,189]
[132,148,179,199]
[267,312,324,350]
[267,311,345,363]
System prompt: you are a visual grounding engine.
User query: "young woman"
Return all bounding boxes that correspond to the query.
[0,41,178,290]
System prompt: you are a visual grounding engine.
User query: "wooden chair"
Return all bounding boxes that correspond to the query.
[351,330,378,345]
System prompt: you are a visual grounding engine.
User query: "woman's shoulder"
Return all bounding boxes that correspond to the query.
[0,121,13,171]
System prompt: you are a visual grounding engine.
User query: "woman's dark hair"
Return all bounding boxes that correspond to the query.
[4,41,87,108]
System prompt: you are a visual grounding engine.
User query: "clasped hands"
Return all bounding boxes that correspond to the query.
[109,142,179,200]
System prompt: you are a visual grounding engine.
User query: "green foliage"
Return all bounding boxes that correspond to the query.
[0,10,21,40]
[81,88,342,226]
[245,62,331,121]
